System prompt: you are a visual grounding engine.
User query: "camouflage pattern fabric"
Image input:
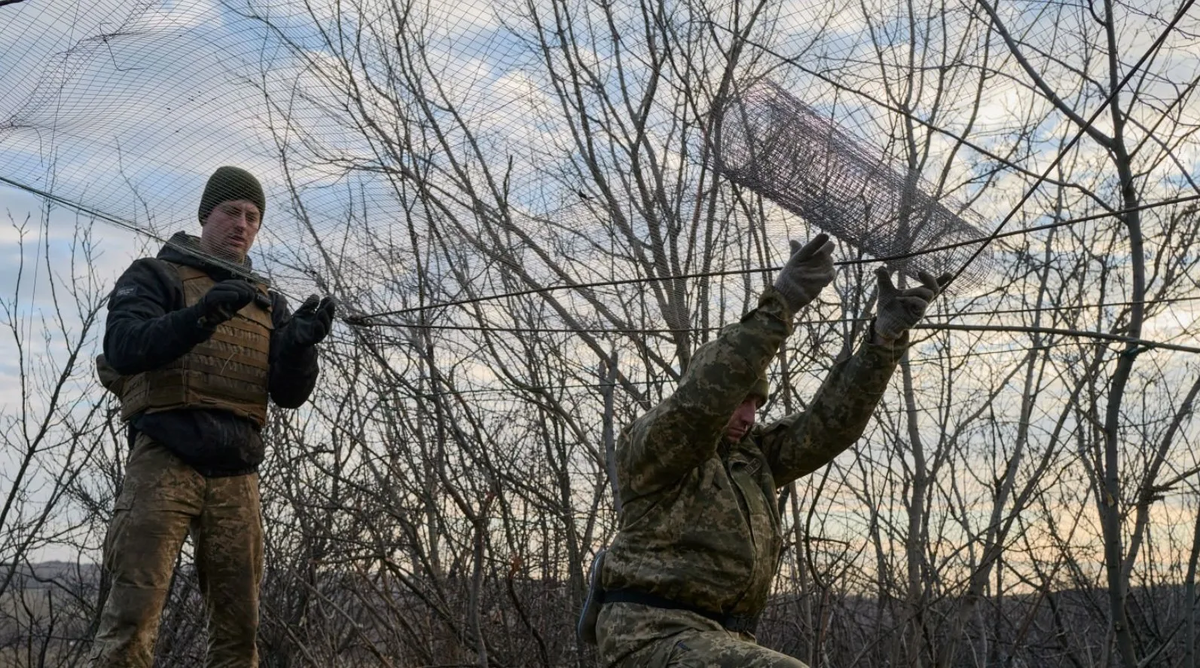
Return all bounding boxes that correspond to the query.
[598,287,905,663]
[598,603,809,667]
[89,434,264,668]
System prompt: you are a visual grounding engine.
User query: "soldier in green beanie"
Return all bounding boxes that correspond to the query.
[579,234,951,667]
[89,166,335,668]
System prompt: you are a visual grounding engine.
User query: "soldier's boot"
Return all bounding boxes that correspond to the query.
[89,437,205,668]
[194,471,264,668]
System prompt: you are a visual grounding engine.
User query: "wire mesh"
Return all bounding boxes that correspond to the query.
[711,79,992,290]
[4,7,1200,657]
[0,0,1194,333]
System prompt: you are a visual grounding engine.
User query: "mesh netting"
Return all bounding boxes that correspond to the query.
[712,79,992,290]
[0,0,1007,316]
[1,1,295,281]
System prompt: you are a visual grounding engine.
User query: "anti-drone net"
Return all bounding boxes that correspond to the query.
[0,0,1011,334]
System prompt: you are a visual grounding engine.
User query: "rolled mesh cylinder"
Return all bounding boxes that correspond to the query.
[712,80,991,290]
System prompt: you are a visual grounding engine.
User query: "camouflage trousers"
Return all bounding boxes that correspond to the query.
[596,602,809,668]
[89,434,264,668]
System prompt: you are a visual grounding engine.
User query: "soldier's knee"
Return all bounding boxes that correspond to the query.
[87,622,158,668]
[208,625,259,668]
[102,583,169,629]
[210,603,259,649]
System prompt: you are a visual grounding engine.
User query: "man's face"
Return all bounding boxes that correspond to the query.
[201,199,261,260]
[723,396,759,444]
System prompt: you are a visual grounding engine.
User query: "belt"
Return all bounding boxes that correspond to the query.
[603,589,760,635]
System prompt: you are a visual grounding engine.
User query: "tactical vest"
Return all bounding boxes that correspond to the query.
[102,262,273,427]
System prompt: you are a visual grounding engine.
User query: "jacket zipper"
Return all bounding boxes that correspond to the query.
[726,456,759,612]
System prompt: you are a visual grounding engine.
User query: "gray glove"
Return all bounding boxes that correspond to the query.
[773,233,836,312]
[874,268,951,343]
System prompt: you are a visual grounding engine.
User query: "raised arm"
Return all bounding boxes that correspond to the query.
[761,268,951,487]
[617,235,836,499]
[617,289,792,497]
[759,333,905,487]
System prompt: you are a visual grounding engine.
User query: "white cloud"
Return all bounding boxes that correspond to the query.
[425,0,502,38]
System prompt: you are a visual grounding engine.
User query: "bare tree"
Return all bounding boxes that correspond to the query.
[0,209,116,668]
[2,0,1200,666]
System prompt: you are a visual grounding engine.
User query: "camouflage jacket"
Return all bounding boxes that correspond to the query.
[601,287,906,619]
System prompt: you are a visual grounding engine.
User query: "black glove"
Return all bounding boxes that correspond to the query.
[873,268,951,343]
[772,233,836,312]
[195,280,258,328]
[286,295,336,347]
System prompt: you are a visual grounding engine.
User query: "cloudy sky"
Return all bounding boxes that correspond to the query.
[0,0,564,427]
[3,0,1200,572]
[3,0,1198,385]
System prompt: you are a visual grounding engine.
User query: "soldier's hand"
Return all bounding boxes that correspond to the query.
[773,233,836,313]
[196,280,258,327]
[287,295,336,347]
[873,268,951,344]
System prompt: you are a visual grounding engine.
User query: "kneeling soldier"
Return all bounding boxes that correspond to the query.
[584,234,949,667]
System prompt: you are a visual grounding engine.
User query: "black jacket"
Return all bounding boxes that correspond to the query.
[104,232,319,476]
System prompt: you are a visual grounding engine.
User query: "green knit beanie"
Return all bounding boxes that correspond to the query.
[198,166,265,224]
